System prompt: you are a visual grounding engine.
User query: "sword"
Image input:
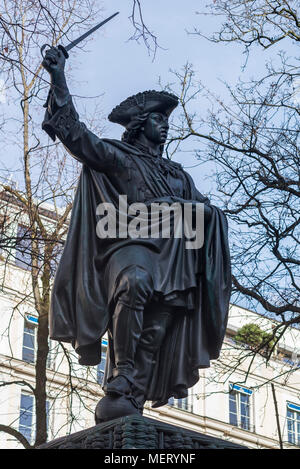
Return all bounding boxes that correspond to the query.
[41,12,119,59]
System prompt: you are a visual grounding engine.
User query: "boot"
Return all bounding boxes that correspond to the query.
[104,375,132,397]
[132,346,155,412]
[105,301,143,397]
[132,309,172,411]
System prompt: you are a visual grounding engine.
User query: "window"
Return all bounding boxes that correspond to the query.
[19,393,50,445]
[22,319,36,363]
[22,316,56,370]
[168,396,190,412]
[286,402,300,446]
[229,384,252,431]
[96,350,106,384]
[47,340,58,370]
[15,225,32,270]
[278,349,300,368]
[19,393,34,443]
[96,339,107,385]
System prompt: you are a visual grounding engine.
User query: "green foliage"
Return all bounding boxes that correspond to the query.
[235,323,275,353]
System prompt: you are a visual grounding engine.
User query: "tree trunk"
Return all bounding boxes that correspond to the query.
[34,306,49,446]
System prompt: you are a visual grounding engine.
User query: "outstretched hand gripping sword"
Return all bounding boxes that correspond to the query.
[41,12,119,60]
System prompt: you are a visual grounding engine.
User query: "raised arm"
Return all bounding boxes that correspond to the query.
[41,47,123,172]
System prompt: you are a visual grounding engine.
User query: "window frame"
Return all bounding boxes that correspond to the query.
[229,383,252,431]
[19,392,50,445]
[286,402,300,446]
[22,318,37,364]
[19,393,34,444]
[96,338,107,385]
[168,394,191,413]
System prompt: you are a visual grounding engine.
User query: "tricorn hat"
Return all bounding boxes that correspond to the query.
[108,90,179,127]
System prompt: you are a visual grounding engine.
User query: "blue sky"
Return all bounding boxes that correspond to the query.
[72,1,246,131]
[0,1,291,191]
[65,0,267,190]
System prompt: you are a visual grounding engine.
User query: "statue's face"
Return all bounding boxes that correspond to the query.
[142,112,169,145]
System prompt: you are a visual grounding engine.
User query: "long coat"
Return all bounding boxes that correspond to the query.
[42,91,231,406]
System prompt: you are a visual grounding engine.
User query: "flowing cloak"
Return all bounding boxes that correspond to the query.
[42,90,231,407]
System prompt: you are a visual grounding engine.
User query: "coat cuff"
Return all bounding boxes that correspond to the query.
[42,89,78,142]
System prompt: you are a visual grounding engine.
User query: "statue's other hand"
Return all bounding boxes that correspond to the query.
[42,46,66,76]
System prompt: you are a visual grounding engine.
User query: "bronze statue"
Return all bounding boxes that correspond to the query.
[42,47,231,423]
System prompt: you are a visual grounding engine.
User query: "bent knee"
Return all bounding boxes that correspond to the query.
[114,265,153,307]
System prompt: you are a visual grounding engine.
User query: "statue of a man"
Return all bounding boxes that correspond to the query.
[42,47,231,422]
